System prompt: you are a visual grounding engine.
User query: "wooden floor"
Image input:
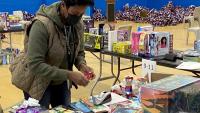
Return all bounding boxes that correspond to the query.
[0,21,196,112]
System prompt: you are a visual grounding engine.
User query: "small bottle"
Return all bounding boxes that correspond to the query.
[125,76,133,99]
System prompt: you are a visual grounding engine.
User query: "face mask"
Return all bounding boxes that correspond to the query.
[65,13,82,26]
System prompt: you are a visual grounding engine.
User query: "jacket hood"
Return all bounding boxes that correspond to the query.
[36,2,64,29]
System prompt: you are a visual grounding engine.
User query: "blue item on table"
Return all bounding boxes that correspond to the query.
[70,101,93,113]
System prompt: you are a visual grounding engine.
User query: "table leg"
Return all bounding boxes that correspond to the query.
[192,72,200,78]
[132,60,136,75]
[90,52,103,96]
[112,56,121,85]
[131,60,142,75]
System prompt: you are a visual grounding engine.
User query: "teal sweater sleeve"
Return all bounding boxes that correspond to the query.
[27,20,69,81]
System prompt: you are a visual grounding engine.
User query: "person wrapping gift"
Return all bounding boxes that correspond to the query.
[10,0,96,109]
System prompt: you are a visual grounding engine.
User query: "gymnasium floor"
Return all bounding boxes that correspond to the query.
[0,21,196,112]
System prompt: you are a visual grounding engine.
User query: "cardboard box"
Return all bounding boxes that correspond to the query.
[183,50,200,62]
[112,42,131,54]
[108,30,130,51]
[156,32,170,56]
[138,33,148,56]
[169,34,173,53]
[151,73,172,82]
[0,12,9,31]
[131,32,142,55]
[137,26,154,32]
[84,33,102,49]
[141,75,200,113]
[143,32,172,57]
[89,27,99,35]
[117,30,130,41]
[83,19,94,33]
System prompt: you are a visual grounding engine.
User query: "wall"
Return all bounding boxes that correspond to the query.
[94,0,148,15]
[0,0,92,16]
[0,0,45,14]
[94,0,200,15]
[44,0,58,5]
[147,0,200,9]
[0,0,200,15]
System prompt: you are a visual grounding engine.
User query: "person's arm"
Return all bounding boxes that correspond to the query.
[27,20,69,81]
[74,22,86,70]
[74,22,96,80]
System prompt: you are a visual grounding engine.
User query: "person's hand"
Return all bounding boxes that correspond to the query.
[68,71,89,86]
[79,64,96,80]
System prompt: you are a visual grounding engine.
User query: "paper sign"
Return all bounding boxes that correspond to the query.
[176,62,200,70]
[142,59,157,83]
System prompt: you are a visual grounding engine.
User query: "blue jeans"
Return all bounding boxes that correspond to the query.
[23,81,71,109]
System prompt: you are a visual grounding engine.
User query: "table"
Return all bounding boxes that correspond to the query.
[86,47,200,96]
[0,29,24,54]
[100,50,183,85]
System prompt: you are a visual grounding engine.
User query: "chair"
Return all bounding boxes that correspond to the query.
[185,6,200,45]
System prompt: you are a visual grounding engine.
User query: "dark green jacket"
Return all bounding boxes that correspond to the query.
[27,2,86,100]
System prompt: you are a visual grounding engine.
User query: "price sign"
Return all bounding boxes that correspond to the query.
[142,59,157,83]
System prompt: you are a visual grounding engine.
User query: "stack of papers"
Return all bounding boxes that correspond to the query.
[176,62,200,70]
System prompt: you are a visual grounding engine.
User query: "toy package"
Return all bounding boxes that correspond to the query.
[84,33,102,49]
[117,30,130,41]
[108,30,117,51]
[138,33,148,56]
[148,33,158,57]
[0,53,13,65]
[0,12,9,31]
[112,41,131,54]
[108,30,130,51]
[9,98,47,113]
[131,32,142,55]
[9,16,23,30]
[141,75,200,113]
[169,34,173,53]
[156,32,170,56]
[22,11,35,21]
[0,12,24,31]
[142,32,172,57]
[137,26,154,32]
[83,19,94,33]
[183,50,200,62]
[89,27,99,35]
